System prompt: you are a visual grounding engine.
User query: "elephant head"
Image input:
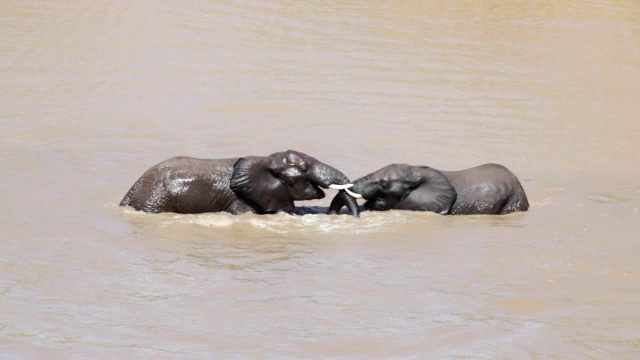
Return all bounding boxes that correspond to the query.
[230,150,359,216]
[330,164,457,215]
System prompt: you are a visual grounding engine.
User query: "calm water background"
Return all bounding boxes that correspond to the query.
[2,1,639,358]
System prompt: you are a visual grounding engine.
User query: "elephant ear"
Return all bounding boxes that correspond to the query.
[398,166,457,215]
[230,157,294,214]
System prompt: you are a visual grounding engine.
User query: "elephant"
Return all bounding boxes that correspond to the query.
[120,150,359,216]
[329,163,529,215]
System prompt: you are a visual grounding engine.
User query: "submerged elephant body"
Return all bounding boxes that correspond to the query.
[120,157,246,214]
[120,150,359,216]
[330,163,529,215]
[440,164,529,215]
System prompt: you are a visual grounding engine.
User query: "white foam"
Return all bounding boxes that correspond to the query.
[150,211,417,235]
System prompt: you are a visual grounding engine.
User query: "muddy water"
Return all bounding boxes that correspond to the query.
[2,0,639,357]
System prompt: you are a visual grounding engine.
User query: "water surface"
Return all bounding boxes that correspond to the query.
[2,0,639,358]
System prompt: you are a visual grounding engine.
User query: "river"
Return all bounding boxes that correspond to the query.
[2,0,639,358]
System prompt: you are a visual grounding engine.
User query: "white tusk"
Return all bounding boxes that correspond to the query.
[329,183,354,190]
[345,188,363,199]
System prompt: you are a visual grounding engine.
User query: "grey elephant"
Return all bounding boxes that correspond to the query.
[330,163,529,215]
[120,150,359,216]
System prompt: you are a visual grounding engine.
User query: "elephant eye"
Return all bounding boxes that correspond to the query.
[380,179,390,190]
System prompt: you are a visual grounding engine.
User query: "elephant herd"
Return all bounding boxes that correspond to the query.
[120,150,529,217]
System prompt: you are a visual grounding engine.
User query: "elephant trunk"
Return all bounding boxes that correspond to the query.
[349,175,375,200]
[327,173,379,216]
[327,175,376,214]
[308,162,351,188]
[309,162,360,217]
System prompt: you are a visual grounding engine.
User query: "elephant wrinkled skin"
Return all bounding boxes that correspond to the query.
[330,163,529,215]
[120,150,359,216]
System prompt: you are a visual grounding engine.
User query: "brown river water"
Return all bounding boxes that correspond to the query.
[2,1,639,358]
